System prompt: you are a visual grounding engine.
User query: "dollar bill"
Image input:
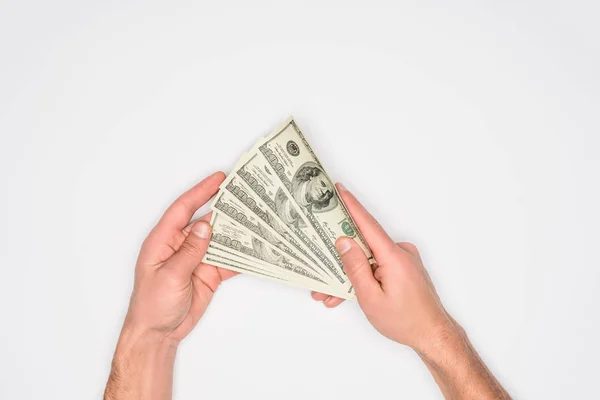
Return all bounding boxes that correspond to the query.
[200,116,369,300]
[257,117,373,264]
[227,154,350,287]
[208,212,330,286]
[218,176,339,280]
[204,250,282,280]
[205,252,353,298]
[212,189,329,279]
[206,246,353,299]
[206,214,353,298]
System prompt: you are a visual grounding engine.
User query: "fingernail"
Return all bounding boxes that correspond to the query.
[192,221,211,239]
[336,238,352,256]
[337,182,347,192]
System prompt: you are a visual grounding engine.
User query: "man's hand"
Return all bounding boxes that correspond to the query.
[124,171,236,342]
[105,171,237,400]
[331,183,450,349]
[319,183,510,399]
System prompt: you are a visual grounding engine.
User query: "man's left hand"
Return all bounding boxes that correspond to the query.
[122,171,236,344]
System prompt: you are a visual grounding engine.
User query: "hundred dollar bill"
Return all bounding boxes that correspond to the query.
[207,243,352,298]
[212,190,321,275]
[204,249,281,280]
[225,154,349,287]
[256,117,373,266]
[206,213,329,286]
[206,214,353,298]
[204,250,353,299]
[217,176,337,280]
[212,195,328,281]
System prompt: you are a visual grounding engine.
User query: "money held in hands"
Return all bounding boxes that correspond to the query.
[202,117,372,300]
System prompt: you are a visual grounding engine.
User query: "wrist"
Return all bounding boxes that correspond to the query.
[105,326,178,400]
[413,316,466,366]
[115,323,179,355]
[412,317,511,399]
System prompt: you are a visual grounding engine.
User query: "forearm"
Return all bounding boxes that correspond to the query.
[104,327,178,400]
[416,319,510,400]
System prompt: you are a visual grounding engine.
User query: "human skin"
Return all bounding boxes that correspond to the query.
[104,172,238,400]
[104,172,509,400]
[312,183,510,399]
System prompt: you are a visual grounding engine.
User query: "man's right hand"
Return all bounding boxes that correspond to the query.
[331,183,453,351]
[320,183,510,399]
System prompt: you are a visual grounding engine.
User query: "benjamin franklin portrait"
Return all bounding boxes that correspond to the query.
[274,162,338,228]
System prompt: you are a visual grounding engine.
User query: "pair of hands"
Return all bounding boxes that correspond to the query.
[122,171,454,352]
[109,171,511,400]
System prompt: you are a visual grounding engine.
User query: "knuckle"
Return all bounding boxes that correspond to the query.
[179,238,202,256]
[398,241,419,256]
[373,266,383,281]
[342,253,369,274]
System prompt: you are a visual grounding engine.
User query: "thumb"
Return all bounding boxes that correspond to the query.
[165,220,212,277]
[336,237,381,303]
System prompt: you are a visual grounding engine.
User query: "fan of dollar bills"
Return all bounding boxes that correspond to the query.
[202,117,373,300]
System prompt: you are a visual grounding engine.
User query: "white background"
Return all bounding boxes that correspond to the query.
[1,1,599,399]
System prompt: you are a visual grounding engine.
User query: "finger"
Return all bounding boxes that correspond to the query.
[336,183,398,259]
[323,296,345,308]
[336,237,382,303]
[156,171,225,235]
[397,241,420,257]
[183,212,213,234]
[217,267,239,282]
[311,291,329,301]
[164,220,212,277]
